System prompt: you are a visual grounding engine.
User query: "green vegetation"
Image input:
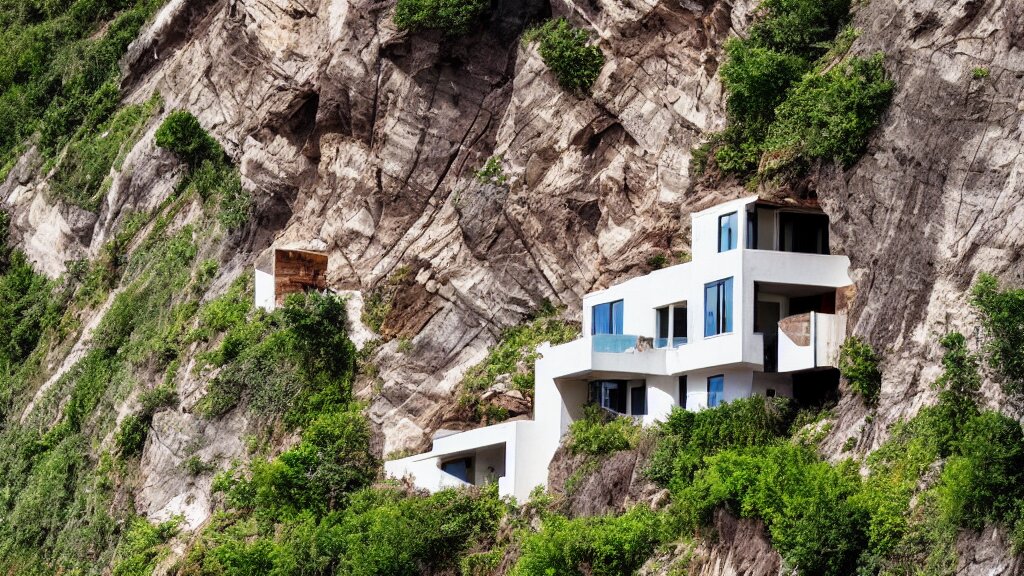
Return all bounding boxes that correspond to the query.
[111,517,180,576]
[512,505,662,576]
[457,304,578,422]
[567,404,642,456]
[155,111,252,230]
[194,290,356,427]
[0,0,165,175]
[646,396,793,488]
[699,0,894,180]
[392,0,488,35]
[649,331,1024,575]
[838,335,882,405]
[971,272,1024,397]
[524,19,605,92]
[360,265,411,334]
[474,155,508,185]
[972,67,990,79]
[49,94,162,211]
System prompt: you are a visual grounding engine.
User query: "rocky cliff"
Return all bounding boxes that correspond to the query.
[2,0,1023,572]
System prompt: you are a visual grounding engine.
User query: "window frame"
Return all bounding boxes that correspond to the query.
[707,374,725,408]
[718,211,738,252]
[704,277,734,337]
[591,299,624,335]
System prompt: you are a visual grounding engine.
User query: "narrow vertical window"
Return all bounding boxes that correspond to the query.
[704,278,733,336]
[678,375,687,407]
[718,212,738,252]
[708,375,724,408]
[630,384,647,416]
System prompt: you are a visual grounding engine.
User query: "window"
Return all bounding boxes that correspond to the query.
[704,278,734,337]
[630,384,647,416]
[589,380,627,413]
[678,375,687,406]
[708,375,724,408]
[441,458,472,483]
[656,306,687,347]
[592,300,624,335]
[656,307,670,340]
[718,212,738,252]
[746,206,758,249]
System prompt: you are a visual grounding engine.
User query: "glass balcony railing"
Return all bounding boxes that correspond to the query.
[592,334,639,353]
[654,337,688,349]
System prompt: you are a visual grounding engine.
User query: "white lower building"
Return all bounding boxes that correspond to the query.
[385,196,853,501]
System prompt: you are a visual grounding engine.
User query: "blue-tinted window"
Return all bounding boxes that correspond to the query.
[704,278,734,337]
[441,458,470,482]
[592,300,624,335]
[719,212,738,252]
[708,375,724,408]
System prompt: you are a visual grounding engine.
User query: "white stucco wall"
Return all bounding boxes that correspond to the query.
[254,268,275,311]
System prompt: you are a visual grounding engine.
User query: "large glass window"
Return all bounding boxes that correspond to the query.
[592,300,624,335]
[718,212,738,252]
[707,375,724,408]
[704,278,734,337]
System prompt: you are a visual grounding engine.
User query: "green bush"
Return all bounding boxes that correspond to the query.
[186,486,505,575]
[115,414,148,456]
[458,305,577,421]
[111,517,180,576]
[937,412,1024,531]
[928,332,981,456]
[226,409,378,516]
[700,0,892,180]
[838,335,881,406]
[155,110,223,166]
[474,155,507,185]
[567,404,642,456]
[393,0,488,35]
[525,19,605,92]
[971,273,1024,397]
[0,0,164,169]
[512,505,662,576]
[747,0,851,59]
[676,443,867,576]
[763,54,894,173]
[48,94,160,211]
[646,397,793,487]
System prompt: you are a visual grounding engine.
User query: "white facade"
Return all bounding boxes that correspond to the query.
[385,196,853,500]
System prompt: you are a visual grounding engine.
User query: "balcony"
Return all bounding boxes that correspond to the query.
[777,312,845,372]
[592,335,688,353]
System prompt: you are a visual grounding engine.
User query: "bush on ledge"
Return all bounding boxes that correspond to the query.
[393,0,488,35]
[524,19,605,93]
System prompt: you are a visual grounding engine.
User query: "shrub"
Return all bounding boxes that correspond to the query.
[971,273,1024,397]
[155,110,223,166]
[747,0,852,59]
[116,414,149,456]
[763,53,894,173]
[838,335,881,406]
[238,409,379,516]
[526,19,605,92]
[928,332,981,455]
[474,155,507,185]
[512,505,662,576]
[676,443,867,576]
[48,95,160,212]
[936,412,1024,531]
[393,0,488,35]
[112,517,181,576]
[566,403,641,456]
[972,67,990,79]
[646,397,793,487]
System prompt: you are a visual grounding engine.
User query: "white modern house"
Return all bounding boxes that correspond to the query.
[384,196,853,501]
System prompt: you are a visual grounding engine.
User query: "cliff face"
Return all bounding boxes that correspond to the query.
[2,0,1024,571]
